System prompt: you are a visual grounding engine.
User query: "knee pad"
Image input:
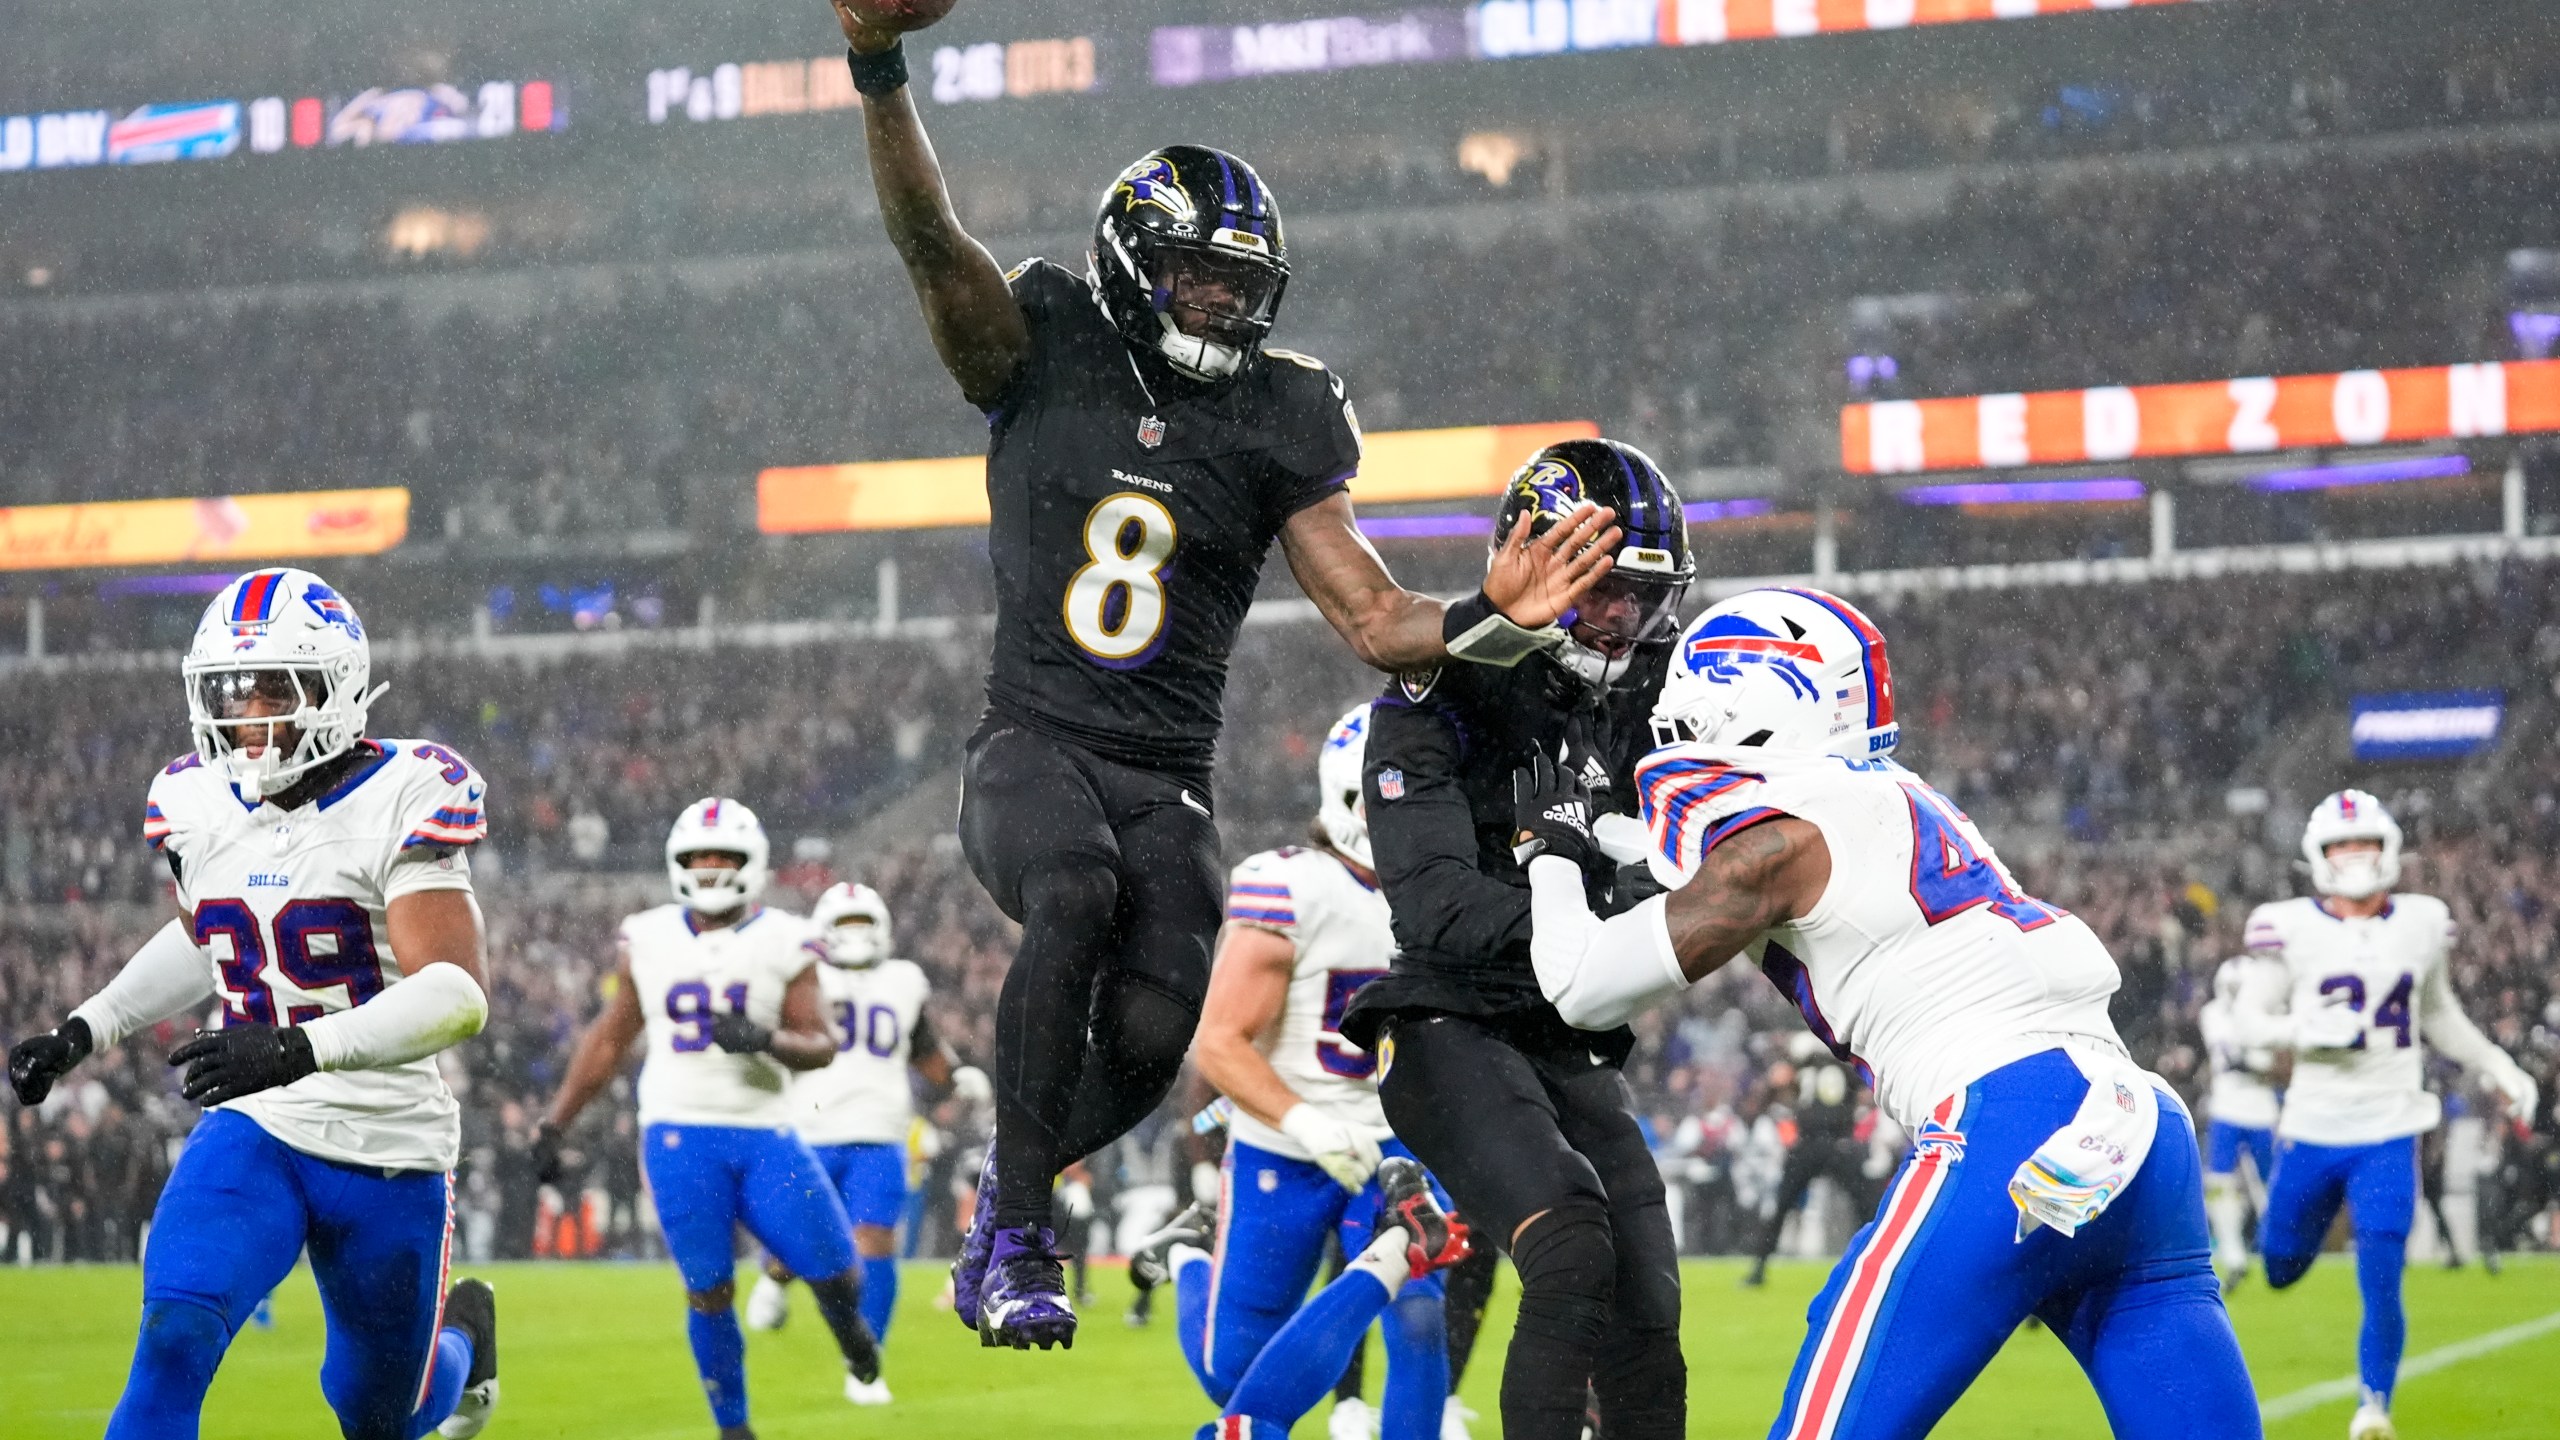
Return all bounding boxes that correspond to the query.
[1509,1203,1617,1349]
[1090,973,1200,1079]
[1020,855,1121,947]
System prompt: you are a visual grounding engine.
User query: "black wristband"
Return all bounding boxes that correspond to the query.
[59,1015,94,1063]
[1440,589,1499,646]
[847,42,909,97]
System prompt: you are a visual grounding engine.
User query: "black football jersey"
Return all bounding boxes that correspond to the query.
[979,259,1362,784]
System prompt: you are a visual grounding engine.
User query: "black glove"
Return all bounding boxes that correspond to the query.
[9,1016,94,1106]
[710,1011,774,1056]
[1511,752,1600,872]
[530,1119,566,1187]
[169,1024,318,1106]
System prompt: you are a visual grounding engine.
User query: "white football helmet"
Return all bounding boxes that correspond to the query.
[666,797,770,914]
[183,568,385,803]
[2302,789,2401,900]
[1652,587,1898,760]
[812,881,894,968]
[1316,704,1372,869]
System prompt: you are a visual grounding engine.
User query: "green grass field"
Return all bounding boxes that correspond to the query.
[4,1256,2556,1439]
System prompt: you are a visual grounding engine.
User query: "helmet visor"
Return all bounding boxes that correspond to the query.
[1566,573,1689,659]
[192,667,321,753]
[1152,246,1282,347]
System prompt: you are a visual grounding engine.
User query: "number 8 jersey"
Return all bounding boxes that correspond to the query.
[623,904,828,1129]
[1221,845,1394,1160]
[145,738,487,1172]
[1635,743,2123,1133]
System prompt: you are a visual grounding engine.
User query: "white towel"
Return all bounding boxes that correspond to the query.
[2007,1047,2165,1242]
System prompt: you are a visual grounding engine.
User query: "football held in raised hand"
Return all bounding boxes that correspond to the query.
[841,0,955,36]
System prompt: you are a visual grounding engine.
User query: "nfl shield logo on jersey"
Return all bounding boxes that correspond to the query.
[1137,414,1166,449]
[1377,768,1405,800]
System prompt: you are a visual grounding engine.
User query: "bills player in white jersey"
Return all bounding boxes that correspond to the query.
[2198,949,2285,1289]
[534,799,881,1437]
[6,568,500,1440]
[1131,706,1470,1440]
[1511,587,2258,1440]
[2234,791,2539,1440]
[744,881,987,1403]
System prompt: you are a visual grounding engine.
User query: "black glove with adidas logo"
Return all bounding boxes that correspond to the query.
[1511,751,1600,873]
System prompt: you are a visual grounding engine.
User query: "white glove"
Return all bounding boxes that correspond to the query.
[2291,1001,2366,1052]
[950,1065,993,1105]
[2489,1064,2540,1128]
[1279,1103,1383,1193]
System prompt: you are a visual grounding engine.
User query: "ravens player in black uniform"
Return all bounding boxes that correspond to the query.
[831,1,1620,1350]
[1345,439,1694,1440]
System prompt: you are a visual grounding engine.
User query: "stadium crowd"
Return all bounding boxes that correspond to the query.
[4,562,2557,1265]
[5,131,2554,533]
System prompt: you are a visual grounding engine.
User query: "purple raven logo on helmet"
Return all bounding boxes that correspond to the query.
[1680,613,1821,701]
[1511,458,1584,523]
[1114,156,1196,223]
[302,582,364,640]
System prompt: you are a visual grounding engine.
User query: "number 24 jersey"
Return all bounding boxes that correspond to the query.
[2240,894,2459,1146]
[623,904,827,1130]
[145,738,487,1173]
[980,259,1362,782]
[1635,744,2123,1133]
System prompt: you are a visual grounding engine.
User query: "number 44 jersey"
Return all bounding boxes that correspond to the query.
[145,738,488,1172]
[2240,895,2460,1147]
[1221,845,1394,1162]
[1635,744,2123,1133]
[623,904,828,1130]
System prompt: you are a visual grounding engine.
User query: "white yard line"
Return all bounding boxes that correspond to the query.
[2259,1308,2560,1423]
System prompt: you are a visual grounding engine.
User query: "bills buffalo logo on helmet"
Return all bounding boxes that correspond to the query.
[1681,612,1822,701]
[1114,156,1196,223]
[302,582,365,639]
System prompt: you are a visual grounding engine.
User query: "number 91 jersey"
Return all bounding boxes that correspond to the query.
[2242,894,2457,1146]
[145,738,487,1173]
[1635,744,2123,1133]
[980,259,1362,780]
[1221,845,1394,1161]
[793,959,932,1147]
[624,904,827,1129]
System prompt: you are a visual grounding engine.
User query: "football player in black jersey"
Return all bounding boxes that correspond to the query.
[832,1,1622,1351]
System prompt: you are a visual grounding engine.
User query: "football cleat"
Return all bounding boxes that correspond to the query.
[1376,1157,1471,1277]
[844,1374,893,1406]
[952,1144,1000,1331]
[2348,1392,2395,1440]
[744,1272,791,1331]
[434,1278,499,1439]
[1328,1395,1377,1440]
[979,1225,1078,1350]
[1128,1199,1218,1294]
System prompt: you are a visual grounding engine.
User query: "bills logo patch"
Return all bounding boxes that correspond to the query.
[1377,768,1405,801]
[1913,1120,1967,1164]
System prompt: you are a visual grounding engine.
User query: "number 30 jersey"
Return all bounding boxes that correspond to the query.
[623,904,827,1130]
[1636,744,2123,1133]
[2240,895,2459,1146]
[980,259,1362,785]
[792,959,932,1147]
[1221,845,1394,1161]
[144,738,487,1173]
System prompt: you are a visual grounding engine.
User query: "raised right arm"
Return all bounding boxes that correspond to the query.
[834,2,1028,408]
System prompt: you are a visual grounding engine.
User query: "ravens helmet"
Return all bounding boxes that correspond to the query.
[1494,438,1694,686]
[1090,145,1289,383]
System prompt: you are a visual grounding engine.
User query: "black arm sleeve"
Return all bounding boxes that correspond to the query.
[1364,698,1530,961]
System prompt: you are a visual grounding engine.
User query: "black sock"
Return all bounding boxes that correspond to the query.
[806,1272,880,1383]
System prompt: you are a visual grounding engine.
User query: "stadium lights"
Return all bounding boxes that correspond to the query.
[1897,479,2145,506]
[2246,455,2471,491]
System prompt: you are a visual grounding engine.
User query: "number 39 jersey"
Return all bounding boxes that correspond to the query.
[1636,744,2123,1133]
[2242,895,2457,1146]
[624,904,827,1130]
[980,259,1362,785]
[792,959,932,1147]
[145,738,487,1173]
[1221,845,1394,1161]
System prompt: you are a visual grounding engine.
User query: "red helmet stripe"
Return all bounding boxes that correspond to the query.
[231,570,283,624]
[1776,587,1895,731]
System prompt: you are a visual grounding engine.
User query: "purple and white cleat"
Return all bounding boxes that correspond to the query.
[979,1226,1078,1351]
[952,1143,1001,1331]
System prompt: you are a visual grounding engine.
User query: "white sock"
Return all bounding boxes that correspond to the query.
[1169,1242,1212,1276]
[2204,1174,2246,1261]
[1345,1225,1414,1301]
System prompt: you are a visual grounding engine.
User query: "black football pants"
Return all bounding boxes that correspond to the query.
[959,720,1224,1229]
[1381,1013,1685,1440]
[1748,1136,1875,1275]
